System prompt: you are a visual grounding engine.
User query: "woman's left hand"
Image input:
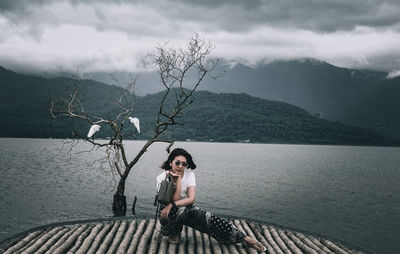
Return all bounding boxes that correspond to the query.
[160,205,171,219]
[169,172,181,183]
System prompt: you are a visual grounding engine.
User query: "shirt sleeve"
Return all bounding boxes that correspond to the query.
[187,171,196,187]
[156,172,166,192]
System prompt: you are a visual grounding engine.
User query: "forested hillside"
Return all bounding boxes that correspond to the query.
[0,66,398,146]
[84,59,400,140]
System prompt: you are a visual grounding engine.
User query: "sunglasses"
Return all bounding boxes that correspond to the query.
[174,160,188,168]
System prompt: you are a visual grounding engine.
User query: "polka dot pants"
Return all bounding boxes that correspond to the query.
[159,205,246,244]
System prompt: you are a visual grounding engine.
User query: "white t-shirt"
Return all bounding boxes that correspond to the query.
[156,169,196,199]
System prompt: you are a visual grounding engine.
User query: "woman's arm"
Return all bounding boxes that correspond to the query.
[160,186,196,219]
[171,174,182,202]
[174,186,195,206]
[169,172,196,206]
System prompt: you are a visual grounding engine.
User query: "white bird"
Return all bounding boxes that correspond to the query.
[128,117,140,133]
[87,124,101,138]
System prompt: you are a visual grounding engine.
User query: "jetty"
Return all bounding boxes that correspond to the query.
[0,218,367,254]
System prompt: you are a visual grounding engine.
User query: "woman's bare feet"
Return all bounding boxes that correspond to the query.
[168,234,180,244]
[244,236,267,252]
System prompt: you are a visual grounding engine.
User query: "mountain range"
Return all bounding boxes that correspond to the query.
[68,59,400,140]
[0,65,398,146]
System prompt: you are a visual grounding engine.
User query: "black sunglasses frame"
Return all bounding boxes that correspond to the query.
[174,160,188,168]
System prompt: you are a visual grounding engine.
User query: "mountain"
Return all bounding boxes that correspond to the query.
[0,66,398,146]
[77,59,400,139]
[204,60,400,129]
[151,91,396,145]
[0,66,122,138]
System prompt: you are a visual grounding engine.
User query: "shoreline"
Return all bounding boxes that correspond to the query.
[1,137,400,148]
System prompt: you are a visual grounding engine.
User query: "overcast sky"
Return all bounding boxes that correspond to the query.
[1,0,400,74]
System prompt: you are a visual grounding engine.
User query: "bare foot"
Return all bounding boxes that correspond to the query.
[244,236,267,252]
[168,235,180,244]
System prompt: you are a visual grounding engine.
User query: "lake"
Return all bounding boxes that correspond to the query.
[0,138,399,254]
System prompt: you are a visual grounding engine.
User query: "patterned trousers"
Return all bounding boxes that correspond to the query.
[159,205,246,244]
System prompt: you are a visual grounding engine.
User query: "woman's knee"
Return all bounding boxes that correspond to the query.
[174,206,190,223]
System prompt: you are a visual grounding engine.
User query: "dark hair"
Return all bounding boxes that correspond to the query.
[161,148,196,170]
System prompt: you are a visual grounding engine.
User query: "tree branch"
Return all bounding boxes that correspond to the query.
[51,35,219,208]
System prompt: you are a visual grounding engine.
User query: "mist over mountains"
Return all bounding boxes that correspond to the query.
[77,59,400,139]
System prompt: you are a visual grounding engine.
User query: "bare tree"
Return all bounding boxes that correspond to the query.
[50,34,219,215]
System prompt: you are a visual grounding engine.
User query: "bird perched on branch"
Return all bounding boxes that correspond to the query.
[128,117,140,133]
[87,124,101,138]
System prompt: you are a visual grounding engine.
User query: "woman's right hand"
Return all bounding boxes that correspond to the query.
[160,204,172,219]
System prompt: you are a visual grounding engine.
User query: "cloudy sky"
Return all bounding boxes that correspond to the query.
[1,0,400,74]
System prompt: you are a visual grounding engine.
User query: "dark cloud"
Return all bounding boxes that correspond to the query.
[0,0,52,12]
[2,0,400,33]
[165,0,263,9]
[161,0,400,32]
[1,0,400,72]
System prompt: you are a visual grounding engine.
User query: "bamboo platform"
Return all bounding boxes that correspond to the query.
[0,218,368,254]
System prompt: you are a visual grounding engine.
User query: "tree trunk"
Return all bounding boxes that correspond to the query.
[132,196,137,215]
[113,178,127,216]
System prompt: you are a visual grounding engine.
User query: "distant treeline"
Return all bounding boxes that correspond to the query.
[0,66,398,146]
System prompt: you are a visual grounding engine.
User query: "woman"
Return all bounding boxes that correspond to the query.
[156,148,266,252]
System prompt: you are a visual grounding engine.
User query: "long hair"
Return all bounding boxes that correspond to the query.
[161,148,196,170]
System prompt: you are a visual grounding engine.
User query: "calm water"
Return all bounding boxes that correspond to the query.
[0,138,399,254]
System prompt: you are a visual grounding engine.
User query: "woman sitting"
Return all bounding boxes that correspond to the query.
[156,148,266,252]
